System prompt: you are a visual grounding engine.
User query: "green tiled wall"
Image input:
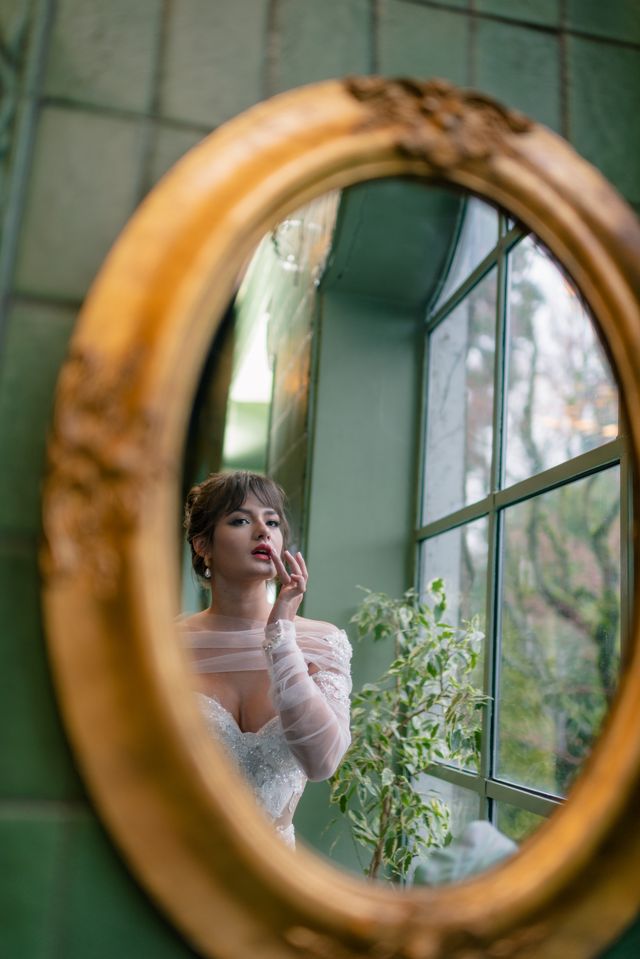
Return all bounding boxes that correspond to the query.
[379,4,470,84]
[43,0,163,111]
[1,0,639,955]
[160,0,270,125]
[14,107,145,299]
[475,0,560,28]
[473,18,561,130]
[272,0,371,91]
[567,35,640,206]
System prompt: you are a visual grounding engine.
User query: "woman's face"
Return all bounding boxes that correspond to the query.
[207,491,284,582]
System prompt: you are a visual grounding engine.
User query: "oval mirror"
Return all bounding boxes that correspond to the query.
[41,78,640,959]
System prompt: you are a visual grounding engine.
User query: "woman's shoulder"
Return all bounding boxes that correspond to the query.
[295,615,343,635]
[177,611,210,630]
[295,617,352,661]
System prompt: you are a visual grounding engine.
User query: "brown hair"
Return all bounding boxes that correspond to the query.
[184,470,290,580]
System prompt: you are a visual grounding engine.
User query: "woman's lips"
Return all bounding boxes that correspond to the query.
[251,546,272,561]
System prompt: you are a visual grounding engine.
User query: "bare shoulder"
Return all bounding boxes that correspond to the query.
[177,610,210,630]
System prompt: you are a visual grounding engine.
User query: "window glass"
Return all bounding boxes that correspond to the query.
[420,518,489,633]
[496,467,621,796]
[418,774,481,839]
[420,518,488,773]
[423,270,497,523]
[495,802,546,843]
[434,198,499,309]
[504,237,618,486]
[421,219,625,841]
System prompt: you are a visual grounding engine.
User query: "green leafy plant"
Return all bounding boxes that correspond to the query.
[329,580,486,882]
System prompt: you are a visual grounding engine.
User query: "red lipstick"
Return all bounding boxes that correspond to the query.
[251,544,272,560]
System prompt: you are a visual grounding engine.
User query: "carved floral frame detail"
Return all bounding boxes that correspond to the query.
[41,78,640,959]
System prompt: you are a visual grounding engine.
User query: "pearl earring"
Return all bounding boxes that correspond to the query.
[204,566,211,579]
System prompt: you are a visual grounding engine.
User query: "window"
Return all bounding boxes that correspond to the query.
[418,199,627,842]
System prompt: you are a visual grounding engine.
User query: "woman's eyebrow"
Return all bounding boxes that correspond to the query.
[232,507,279,515]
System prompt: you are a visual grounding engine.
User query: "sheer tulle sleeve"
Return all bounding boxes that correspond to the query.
[263,619,352,781]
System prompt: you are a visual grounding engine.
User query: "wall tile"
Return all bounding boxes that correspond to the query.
[473,18,561,130]
[0,1,32,230]
[379,3,470,85]
[43,0,163,112]
[0,812,65,959]
[0,301,75,533]
[271,0,370,93]
[567,36,640,205]
[145,123,206,192]
[475,0,559,27]
[566,0,640,46]
[410,0,468,8]
[160,0,269,127]
[14,106,144,300]
[0,542,82,799]
[60,813,199,959]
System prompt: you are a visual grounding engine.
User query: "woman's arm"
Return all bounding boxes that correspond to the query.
[263,619,351,780]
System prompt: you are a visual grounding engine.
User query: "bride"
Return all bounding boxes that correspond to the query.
[181,470,352,847]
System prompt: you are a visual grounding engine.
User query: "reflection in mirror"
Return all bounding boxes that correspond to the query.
[180,179,627,887]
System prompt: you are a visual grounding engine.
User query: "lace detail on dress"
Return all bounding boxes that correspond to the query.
[313,670,351,707]
[315,630,352,669]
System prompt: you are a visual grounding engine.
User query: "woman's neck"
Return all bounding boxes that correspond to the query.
[207,578,272,623]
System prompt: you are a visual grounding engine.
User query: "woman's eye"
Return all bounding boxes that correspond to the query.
[230,517,248,525]
[267,519,281,527]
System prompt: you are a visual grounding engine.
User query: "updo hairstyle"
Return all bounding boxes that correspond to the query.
[184,470,290,580]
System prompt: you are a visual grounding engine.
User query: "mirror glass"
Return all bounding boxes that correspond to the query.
[179,179,624,887]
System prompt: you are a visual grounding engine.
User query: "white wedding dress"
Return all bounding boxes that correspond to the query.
[182,617,352,847]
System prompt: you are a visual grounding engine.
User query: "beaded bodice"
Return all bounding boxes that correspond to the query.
[198,694,307,847]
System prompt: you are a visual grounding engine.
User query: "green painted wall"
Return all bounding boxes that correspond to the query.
[296,290,424,869]
[294,179,460,866]
[1,0,639,955]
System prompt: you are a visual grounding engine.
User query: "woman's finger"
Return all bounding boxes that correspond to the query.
[269,547,290,583]
[284,550,302,577]
[296,551,308,581]
[284,552,306,589]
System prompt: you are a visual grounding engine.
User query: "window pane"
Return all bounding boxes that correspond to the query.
[495,802,546,843]
[420,518,488,632]
[434,198,499,309]
[496,467,621,796]
[504,236,618,486]
[419,774,481,838]
[420,519,488,773]
[424,270,497,523]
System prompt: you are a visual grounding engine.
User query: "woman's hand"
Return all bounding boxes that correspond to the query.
[267,548,308,624]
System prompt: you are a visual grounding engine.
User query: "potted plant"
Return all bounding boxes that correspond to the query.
[329,579,486,882]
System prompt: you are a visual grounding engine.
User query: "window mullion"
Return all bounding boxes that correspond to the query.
[619,401,634,667]
[492,217,509,498]
[413,310,433,585]
[486,780,561,818]
[477,224,509,821]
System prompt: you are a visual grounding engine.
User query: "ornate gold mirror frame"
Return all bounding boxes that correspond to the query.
[41,78,640,959]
